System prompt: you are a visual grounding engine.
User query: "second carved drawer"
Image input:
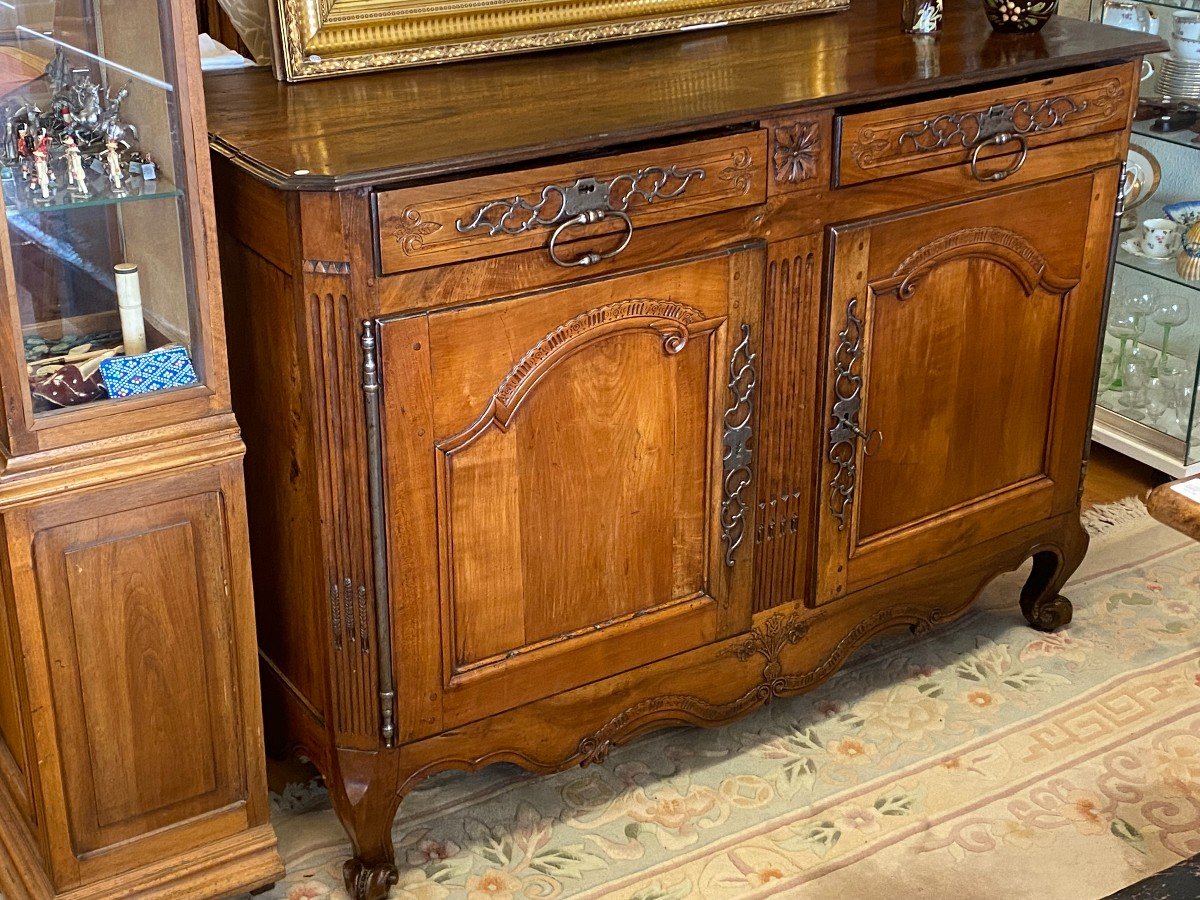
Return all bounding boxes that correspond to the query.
[835,63,1137,187]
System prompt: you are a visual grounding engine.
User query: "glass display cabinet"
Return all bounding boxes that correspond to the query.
[0,0,229,454]
[1090,0,1200,476]
[0,2,281,898]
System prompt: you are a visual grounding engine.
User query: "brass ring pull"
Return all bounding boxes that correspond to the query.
[548,209,634,268]
[969,133,1028,183]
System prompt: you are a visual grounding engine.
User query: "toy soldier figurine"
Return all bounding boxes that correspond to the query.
[103,138,124,194]
[31,129,53,200]
[63,135,88,199]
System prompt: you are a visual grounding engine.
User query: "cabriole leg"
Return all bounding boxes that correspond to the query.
[328,749,402,900]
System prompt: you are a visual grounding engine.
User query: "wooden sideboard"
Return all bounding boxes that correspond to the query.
[204,3,1163,897]
[0,1,282,897]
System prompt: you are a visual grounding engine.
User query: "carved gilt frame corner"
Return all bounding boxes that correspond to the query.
[272,0,849,81]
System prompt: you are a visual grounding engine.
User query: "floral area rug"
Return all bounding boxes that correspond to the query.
[259,503,1200,900]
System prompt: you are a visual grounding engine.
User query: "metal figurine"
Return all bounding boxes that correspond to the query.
[0,49,144,204]
[2,119,14,166]
[63,136,88,199]
[44,47,71,97]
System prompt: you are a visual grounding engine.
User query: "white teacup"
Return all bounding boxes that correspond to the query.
[1141,218,1182,258]
[1174,11,1200,40]
[1175,34,1200,61]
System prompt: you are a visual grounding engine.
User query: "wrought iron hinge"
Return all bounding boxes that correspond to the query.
[828,296,881,531]
[360,321,397,748]
[720,323,756,566]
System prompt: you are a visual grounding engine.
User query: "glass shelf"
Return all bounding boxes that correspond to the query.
[1115,250,1200,289]
[1091,0,1200,474]
[3,173,182,219]
[1132,116,1200,149]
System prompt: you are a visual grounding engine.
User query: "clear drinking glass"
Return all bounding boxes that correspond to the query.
[1116,352,1150,420]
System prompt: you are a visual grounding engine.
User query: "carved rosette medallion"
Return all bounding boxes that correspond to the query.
[393,206,443,255]
[771,122,821,185]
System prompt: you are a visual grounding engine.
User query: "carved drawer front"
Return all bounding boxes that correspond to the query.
[375,131,767,274]
[835,63,1136,187]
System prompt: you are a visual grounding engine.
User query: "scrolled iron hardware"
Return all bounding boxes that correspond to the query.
[720,323,757,567]
[828,297,881,531]
[455,165,704,265]
[968,132,1028,183]
[898,96,1088,154]
[547,209,634,268]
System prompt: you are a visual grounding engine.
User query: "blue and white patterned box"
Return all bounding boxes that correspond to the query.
[99,344,198,399]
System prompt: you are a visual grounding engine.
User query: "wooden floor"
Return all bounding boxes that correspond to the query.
[1082,444,1170,510]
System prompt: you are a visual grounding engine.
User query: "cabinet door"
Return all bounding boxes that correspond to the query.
[11,464,267,886]
[381,248,762,738]
[815,170,1118,603]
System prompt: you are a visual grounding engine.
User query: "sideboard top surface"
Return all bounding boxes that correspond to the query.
[203,0,1161,191]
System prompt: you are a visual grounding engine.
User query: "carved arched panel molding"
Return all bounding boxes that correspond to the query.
[871,226,1078,301]
[437,298,718,454]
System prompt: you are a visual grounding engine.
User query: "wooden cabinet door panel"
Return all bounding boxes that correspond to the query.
[382,249,762,737]
[816,169,1119,602]
[31,486,246,856]
[0,572,32,821]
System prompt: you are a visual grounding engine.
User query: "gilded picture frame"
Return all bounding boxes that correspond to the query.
[271,0,849,81]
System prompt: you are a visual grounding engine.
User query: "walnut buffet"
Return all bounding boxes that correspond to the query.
[204,3,1162,898]
[0,0,282,897]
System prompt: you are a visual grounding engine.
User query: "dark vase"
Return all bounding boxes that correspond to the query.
[983,0,1058,33]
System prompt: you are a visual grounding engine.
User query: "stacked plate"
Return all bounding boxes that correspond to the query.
[1158,56,1200,99]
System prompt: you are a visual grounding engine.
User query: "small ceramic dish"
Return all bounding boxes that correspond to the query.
[1164,200,1200,227]
[1121,237,1174,262]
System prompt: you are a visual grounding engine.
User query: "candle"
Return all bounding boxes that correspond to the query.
[114,263,147,356]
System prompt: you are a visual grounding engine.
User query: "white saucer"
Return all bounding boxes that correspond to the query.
[1120,238,1175,263]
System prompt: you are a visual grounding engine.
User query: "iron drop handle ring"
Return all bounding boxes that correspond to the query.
[548,209,634,268]
[969,132,1028,183]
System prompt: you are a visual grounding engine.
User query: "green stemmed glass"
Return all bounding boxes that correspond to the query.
[1106,305,1144,390]
[1151,296,1190,377]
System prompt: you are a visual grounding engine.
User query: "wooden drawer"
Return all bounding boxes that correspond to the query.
[375,131,767,274]
[835,63,1137,187]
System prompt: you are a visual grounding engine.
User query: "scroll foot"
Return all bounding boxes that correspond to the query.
[343,858,399,900]
[1022,593,1073,632]
[1019,549,1076,632]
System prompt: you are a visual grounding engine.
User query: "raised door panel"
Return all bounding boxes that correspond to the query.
[32,488,246,856]
[0,567,32,820]
[382,248,762,738]
[816,169,1119,602]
